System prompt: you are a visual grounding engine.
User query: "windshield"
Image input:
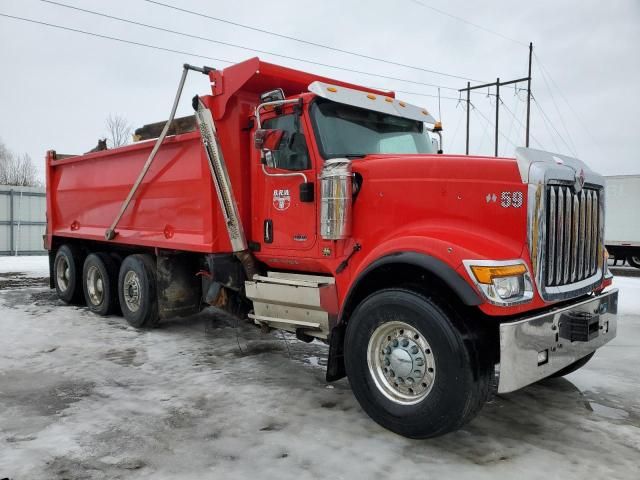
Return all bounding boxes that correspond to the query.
[310,99,436,158]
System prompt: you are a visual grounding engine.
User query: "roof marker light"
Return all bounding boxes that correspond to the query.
[384,97,393,103]
[327,86,338,93]
[399,101,406,107]
[367,94,376,100]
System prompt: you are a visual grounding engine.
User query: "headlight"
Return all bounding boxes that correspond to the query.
[492,275,523,299]
[464,260,534,306]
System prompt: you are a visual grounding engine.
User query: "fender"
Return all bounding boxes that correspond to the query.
[326,250,483,383]
[340,251,482,325]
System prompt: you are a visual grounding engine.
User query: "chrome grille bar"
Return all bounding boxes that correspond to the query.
[555,187,563,285]
[563,188,571,284]
[545,185,602,288]
[571,194,579,282]
[578,190,586,279]
[585,190,592,278]
[548,187,556,285]
[590,191,598,275]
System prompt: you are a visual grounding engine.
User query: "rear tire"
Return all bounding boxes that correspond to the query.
[549,352,595,378]
[118,254,159,328]
[82,253,118,316]
[53,244,83,304]
[344,288,493,439]
[628,255,640,269]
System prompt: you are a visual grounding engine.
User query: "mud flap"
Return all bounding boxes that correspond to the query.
[157,251,202,320]
[326,324,346,382]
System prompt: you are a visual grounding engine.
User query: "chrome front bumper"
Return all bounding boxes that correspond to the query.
[498,289,618,393]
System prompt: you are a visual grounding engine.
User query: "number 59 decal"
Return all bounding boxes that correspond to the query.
[500,191,523,208]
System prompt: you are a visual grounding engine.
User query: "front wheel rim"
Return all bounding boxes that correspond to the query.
[366,321,436,405]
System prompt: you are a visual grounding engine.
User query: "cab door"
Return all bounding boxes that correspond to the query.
[253,111,316,252]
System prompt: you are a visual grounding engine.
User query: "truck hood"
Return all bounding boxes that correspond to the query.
[353,153,521,184]
[349,153,529,261]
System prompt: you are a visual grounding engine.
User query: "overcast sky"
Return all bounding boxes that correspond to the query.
[1,0,638,182]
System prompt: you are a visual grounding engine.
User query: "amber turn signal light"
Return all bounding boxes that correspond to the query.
[470,264,527,284]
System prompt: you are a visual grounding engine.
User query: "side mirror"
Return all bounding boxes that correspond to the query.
[254,128,284,151]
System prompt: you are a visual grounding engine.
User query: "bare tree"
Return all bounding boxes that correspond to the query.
[0,139,40,186]
[105,114,132,148]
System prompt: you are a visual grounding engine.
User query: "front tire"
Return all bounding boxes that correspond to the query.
[345,289,492,438]
[118,254,159,328]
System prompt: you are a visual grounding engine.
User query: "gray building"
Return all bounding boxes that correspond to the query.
[0,185,46,255]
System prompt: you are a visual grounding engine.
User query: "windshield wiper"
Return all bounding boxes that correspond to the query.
[343,153,367,159]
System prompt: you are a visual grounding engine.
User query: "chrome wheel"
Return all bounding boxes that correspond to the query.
[85,265,104,306]
[367,321,436,405]
[123,270,141,312]
[55,255,71,292]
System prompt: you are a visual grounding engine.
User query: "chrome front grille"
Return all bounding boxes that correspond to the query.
[545,185,601,287]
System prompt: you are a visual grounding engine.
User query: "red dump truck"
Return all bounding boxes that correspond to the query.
[45,58,618,438]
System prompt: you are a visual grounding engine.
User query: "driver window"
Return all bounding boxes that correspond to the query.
[262,114,310,171]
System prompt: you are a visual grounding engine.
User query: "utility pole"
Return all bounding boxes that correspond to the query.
[495,78,500,157]
[465,81,470,155]
[459,42,533,156]
[525,41,533,147]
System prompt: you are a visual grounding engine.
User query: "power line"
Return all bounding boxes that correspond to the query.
[449,102,466,151]
[389,89,459,101]
[0,12,234,64]
[499,97,544,149]
[471,106,493,154]
[504,88,521,146]
[532,96,567,155]
[36,0,462,92]
[533,55,579,155]
[141,0,485,83]
[471,101,518,151]
[532,98,563,154]
[408,0,528,47]
[531,93,576,156]
[0,11,465,106]
[533,53,595,140]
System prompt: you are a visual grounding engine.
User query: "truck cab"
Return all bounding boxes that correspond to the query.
[46,57,618,439]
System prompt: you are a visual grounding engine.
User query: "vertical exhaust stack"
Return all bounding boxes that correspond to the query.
[193,96,258,279]
[320,158,353,240]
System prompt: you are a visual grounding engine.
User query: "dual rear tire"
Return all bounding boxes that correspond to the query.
[53,245,159,328]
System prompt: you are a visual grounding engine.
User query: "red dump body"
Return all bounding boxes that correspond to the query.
[46,132,224,252]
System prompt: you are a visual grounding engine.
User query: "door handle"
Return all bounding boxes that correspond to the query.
[264,219,273,244]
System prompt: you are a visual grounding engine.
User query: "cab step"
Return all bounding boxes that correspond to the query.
[245,272,337,339]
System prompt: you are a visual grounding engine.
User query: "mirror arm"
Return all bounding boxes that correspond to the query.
[261,163,308,183]
[255,99,299,128]
[434,130,443,154]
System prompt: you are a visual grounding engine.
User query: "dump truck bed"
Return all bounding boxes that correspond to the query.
[46,131,231,253]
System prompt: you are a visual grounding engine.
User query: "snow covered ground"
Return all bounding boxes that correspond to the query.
[0,256,638,479]
[0,255,49,287]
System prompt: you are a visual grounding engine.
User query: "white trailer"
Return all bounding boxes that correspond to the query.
[605,175,640,268]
